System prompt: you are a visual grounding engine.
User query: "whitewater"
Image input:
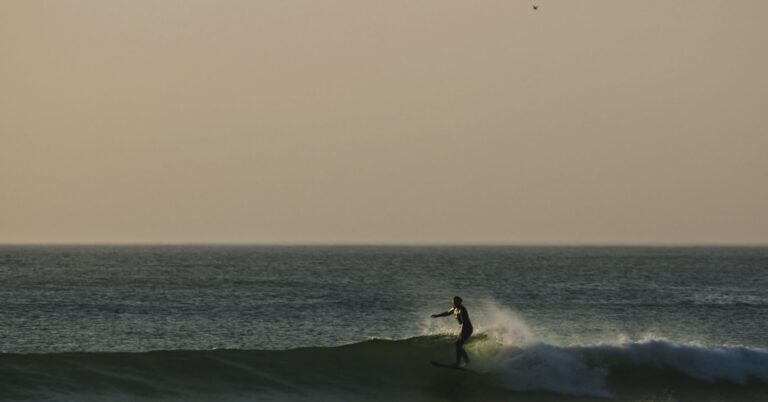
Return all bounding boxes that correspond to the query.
[1,246,766,401]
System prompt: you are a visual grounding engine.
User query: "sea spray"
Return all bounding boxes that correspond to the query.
[443,301,611,397]
[419,300,609,396]
[420,299,534,344]
[421,301,768,397]
[468,301,536,346]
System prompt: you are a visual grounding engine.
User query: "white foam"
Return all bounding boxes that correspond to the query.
[428,300,768,397]
[486,343,611,397]
[579,340,768,384]
[425,300,611,397]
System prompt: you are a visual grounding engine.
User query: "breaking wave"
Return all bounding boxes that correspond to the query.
[2,306,766,401]
[2,336,767,401]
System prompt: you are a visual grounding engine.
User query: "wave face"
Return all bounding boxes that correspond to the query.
[3,335,768,402]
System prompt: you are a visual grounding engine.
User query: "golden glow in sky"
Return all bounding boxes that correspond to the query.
[1,1,766,244]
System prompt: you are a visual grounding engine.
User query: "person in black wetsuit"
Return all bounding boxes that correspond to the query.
[431,296,473,366]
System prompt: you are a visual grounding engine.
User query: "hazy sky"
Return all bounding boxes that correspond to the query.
[1,0,766,244]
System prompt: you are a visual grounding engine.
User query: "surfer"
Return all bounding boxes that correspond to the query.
[431,296,473,367]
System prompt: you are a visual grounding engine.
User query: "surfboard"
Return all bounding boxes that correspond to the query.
[430,361,466,370]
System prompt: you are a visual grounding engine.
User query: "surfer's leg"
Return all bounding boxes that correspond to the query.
[454,338,464,365]
[460,345,470,364]
[461,333,471,364]
[455,331,471,365]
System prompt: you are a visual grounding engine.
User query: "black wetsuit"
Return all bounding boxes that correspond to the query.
[450,305,473,365]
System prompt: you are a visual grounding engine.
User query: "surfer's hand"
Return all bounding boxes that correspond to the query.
[430,314,437,318]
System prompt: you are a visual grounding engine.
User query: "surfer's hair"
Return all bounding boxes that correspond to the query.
[453,296,462,303]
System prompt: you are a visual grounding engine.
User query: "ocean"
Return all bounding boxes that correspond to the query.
[1,246,766,401]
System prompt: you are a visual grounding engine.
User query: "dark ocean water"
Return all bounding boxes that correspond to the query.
[1,246,766,401]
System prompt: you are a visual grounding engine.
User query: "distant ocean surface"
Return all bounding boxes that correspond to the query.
[1,246,766,401]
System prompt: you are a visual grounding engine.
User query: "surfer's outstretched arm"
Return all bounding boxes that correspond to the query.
[431,310,452,318]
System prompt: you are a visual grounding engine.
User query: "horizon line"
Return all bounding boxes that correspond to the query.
[1,242,767,248]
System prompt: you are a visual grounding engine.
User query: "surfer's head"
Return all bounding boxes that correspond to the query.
[453,296,462,307]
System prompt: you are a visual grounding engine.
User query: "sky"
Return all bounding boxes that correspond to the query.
[1,0,766,245]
